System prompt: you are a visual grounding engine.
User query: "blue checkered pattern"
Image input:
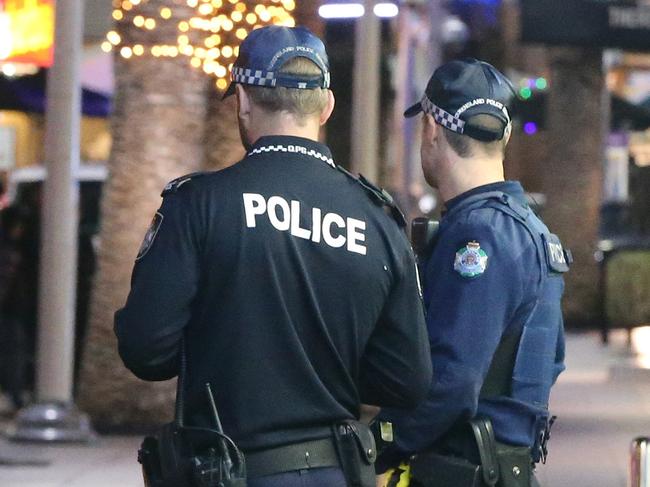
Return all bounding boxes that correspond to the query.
[232,67,277,87]
[231,67,331,90]
[421,96,466,134]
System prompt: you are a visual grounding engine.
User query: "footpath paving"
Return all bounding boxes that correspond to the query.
[0,331,649,487]
[537,329,650,487]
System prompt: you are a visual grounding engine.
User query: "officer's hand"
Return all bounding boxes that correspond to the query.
[376,472,391,487]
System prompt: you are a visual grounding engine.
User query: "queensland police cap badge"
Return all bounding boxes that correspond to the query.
[454,241,488,278]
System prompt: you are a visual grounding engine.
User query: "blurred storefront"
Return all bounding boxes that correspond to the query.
[0,1,113,401]
[507,0,650,331]
[0,0,112,174]
[352,0,650,328]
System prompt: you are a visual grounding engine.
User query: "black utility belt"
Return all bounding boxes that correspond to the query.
[246,437,339,478]
[410,443,533,487]
[139,420,377,487]
[247,420,377,486]
[409,418,534,487]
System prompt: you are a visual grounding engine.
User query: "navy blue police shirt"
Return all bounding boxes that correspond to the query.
[377,181,566,461]
[114,135,432,451]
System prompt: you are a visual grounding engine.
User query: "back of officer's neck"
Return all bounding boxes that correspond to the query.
[439,152,505,203]
[249,111,322,143]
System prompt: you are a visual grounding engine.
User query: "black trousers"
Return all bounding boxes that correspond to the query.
[247,467,347,487]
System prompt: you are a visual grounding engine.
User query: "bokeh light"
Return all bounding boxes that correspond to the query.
[523,122,538,135]
[104,0,296,90]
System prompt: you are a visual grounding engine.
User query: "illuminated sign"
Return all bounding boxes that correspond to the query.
[0,0,54,67]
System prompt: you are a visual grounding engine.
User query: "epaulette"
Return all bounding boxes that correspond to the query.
[336,165,407,228]
[161,172,207,197]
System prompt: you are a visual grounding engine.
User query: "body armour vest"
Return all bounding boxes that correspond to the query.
[444,191,569,461]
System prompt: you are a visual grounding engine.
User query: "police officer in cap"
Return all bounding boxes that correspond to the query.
[114,26,432,487]
[375,59,569,487]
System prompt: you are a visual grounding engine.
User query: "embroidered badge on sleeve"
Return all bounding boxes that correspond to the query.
[136,212,164,261]
[454,241,488,278]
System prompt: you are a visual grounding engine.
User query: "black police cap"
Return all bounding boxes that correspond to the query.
[223,25,331,99]
[404,58,516,142]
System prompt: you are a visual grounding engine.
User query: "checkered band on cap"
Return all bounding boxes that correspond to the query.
[232,67,277,87]
[420,96,466,134]
[231,67,330,89]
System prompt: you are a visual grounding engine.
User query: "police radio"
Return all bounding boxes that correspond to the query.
[138,341,247,487]
[190,383,246,487]
[411,217,439,263]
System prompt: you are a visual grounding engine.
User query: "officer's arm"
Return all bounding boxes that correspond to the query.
[114,189,202,381]
[553,316,566,383]
[378,216,538,454]
[358,243,433,408]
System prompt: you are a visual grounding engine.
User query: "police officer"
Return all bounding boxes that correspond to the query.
[114,26,432,487]
[375,59,569,487]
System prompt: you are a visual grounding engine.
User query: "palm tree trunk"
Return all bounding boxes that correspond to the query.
[545,47,604,326]
[295,0,323,37]
[203,91,245,171]
[78,1,208,429]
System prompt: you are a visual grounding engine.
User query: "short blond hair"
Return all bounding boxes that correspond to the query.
[243,57,329,123]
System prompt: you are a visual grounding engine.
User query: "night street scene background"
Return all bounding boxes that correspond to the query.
[1,0,650,486]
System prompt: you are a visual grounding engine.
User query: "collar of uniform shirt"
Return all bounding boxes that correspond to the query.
[247,135,335,168]
[442,180,526,216]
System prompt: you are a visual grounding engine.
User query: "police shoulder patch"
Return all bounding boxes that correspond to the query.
[136,211,164,261]
[542,233,570,273]
[161,172,207,197]
[454,241,488,278]
[336,166,406,228]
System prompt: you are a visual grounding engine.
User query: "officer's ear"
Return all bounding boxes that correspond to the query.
[422,113,438,145]
[319,90,335,126]
[503,122,512,146]
[236,84,251,120]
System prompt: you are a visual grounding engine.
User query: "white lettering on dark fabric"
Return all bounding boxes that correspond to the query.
[455,98,511,119]
[242,193,367,255]
[291,200,311,240]
[243,193,266,227]
[346,218,367,255]
[269,46,295,67]
[322,212,346,248]
[548,242,566,264]
[267,196,290,231]
[311,207,322,243]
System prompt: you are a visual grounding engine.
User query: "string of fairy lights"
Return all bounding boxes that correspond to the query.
[101,0,296,91]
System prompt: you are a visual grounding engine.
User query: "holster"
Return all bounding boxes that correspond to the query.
[332,420,377,487]
[410,451,483,487]
[409,418,498,487]
[409,418,536,487]
[494,443,533,487]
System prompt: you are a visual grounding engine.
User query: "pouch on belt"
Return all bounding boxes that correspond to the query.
[332,420,377,487]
